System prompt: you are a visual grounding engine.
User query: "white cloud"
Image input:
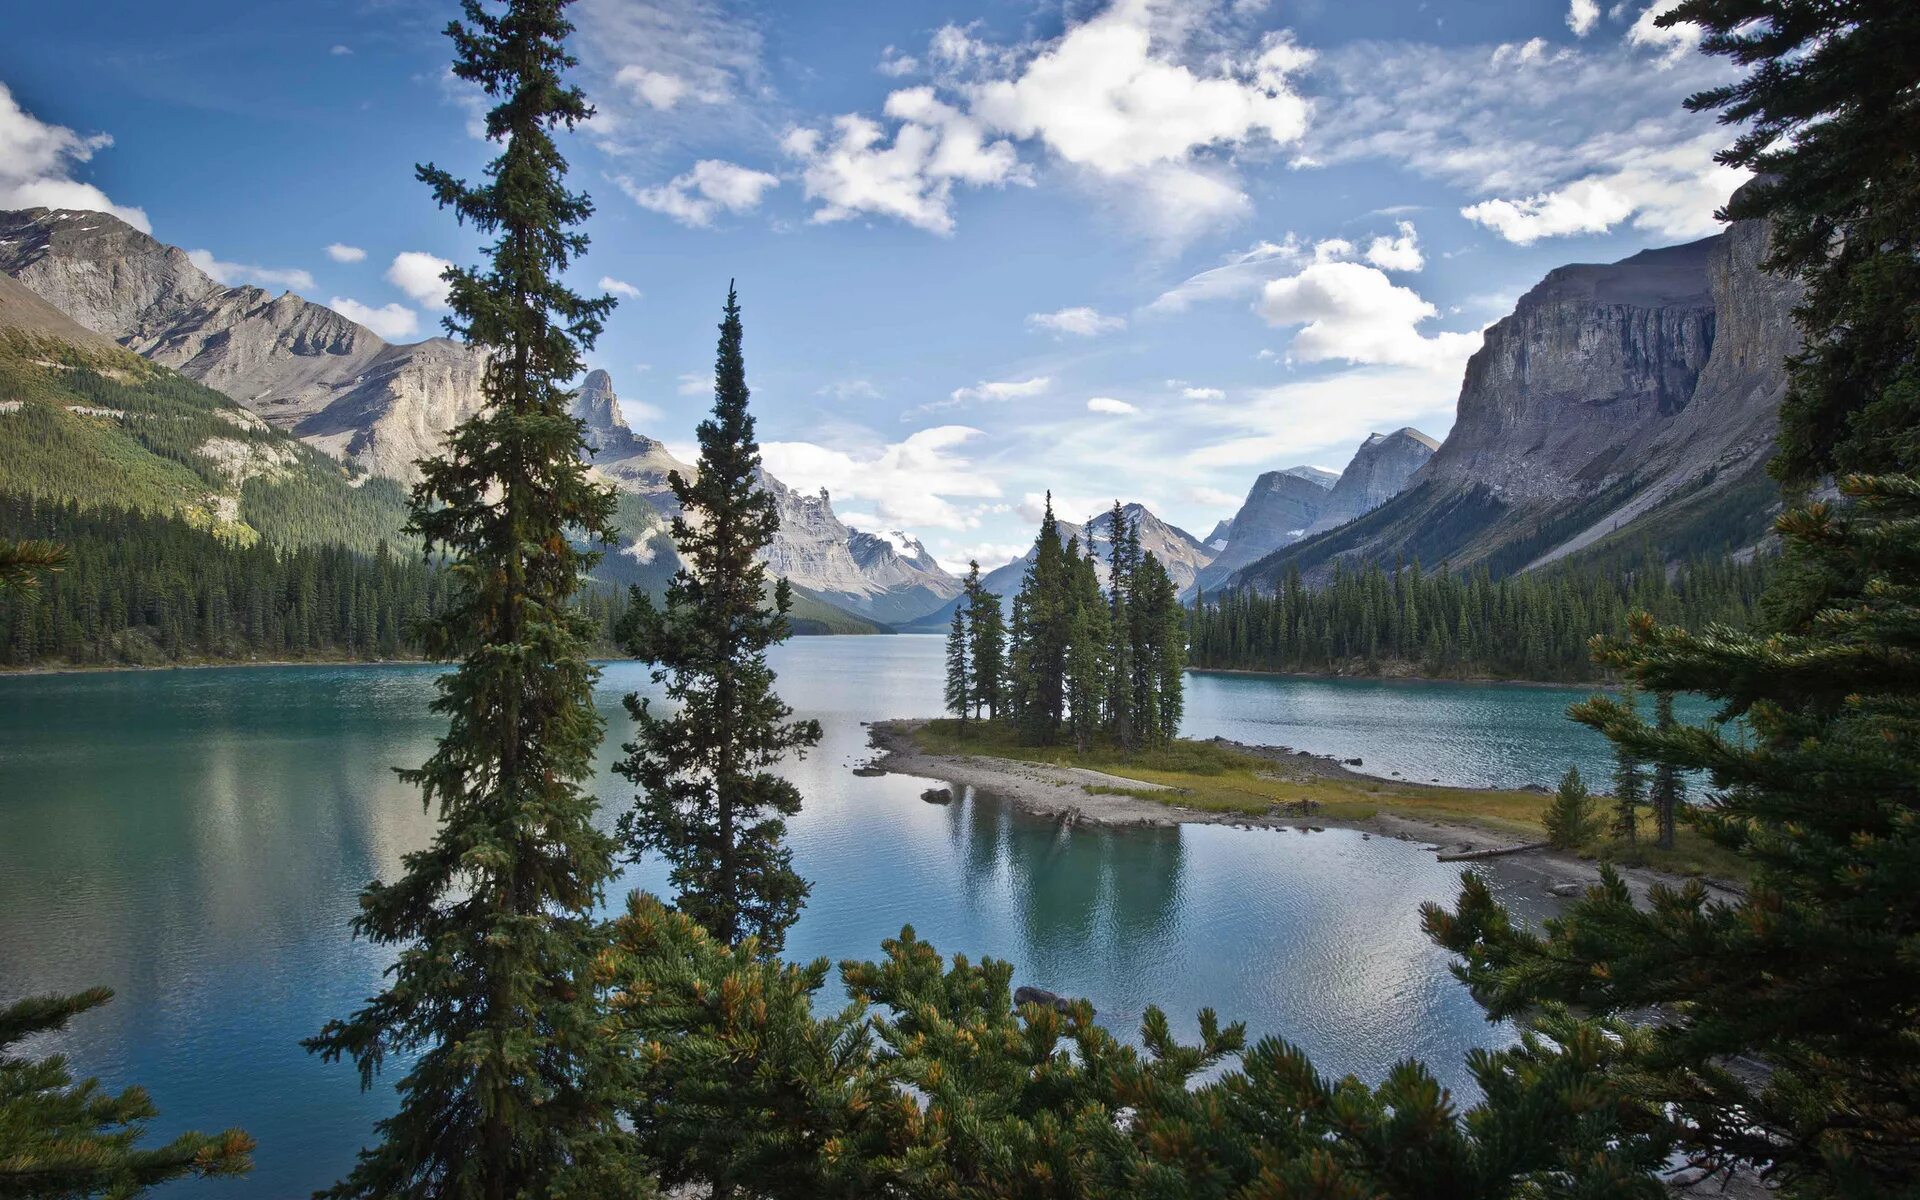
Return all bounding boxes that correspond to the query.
[325,243,366,263]
[330,297,420,341]
[761,426,1000,530]
[1087,396,1137,415]
[599,275,642,298]
[782,88,1026,234]
[1189,485,1242,509]
[1178,364,1462,471]
[677,372,715,396]
[1016,491,1114,525]
[1461,131,1743,243]
[621,159,780,228]
[1257,261,1482,372]
[1180,386,1225,401]
[186,249,315,293]
[386,251,453,309]
[819,378,882,400]
[330,44,353,56]
[948,375,1051,406]
[1363,221,1424,272]
[969,8,1310,177]
[0,83,149,232]
[1028,306,1126,337]
[1626,0,1702,65]
[877,46,920,77]
[1567,0,1601,36]
[614,66,706,110]
[1304,37,1741,247]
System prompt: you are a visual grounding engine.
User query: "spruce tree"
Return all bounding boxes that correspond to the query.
[304,3,630,1195]
[1609,683,1646,846]
[1008,494,1069,744]
[1648,691,1683,850]
[1542,765,1598,851]
[1063,539,1109,752]
[961,561,1004,720]
[1104,501,1136,748]
[1,989,253,1196]
[1433,4,1920,1192]
[618,285,822,956]
[944,608,971,727]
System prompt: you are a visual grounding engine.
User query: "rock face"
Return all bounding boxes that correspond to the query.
[757,471,960,625]
[1193,467,1336,595]
[1303,428,1438,536]
[0,208,493,483]
[1226,209,1799,591]
[569,368,692,501]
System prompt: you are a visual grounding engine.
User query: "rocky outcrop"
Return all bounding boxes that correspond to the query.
[1303,428,1438,536]
[568,368,693,502]
[757,471,960,625]
[0,207,490,482]
[1225,208,1798,591]
[1193,467,1335,595]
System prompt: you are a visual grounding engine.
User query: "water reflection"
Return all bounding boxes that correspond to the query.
[0,644,1567,1197]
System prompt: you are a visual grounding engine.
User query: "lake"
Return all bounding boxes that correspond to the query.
[0,637,1651,1196]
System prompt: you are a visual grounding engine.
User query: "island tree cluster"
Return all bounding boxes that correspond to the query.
[947,499,1185,749]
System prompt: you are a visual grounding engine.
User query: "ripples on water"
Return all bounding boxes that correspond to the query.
[0,638,1656,1196]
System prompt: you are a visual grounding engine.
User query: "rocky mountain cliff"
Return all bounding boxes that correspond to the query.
[757,471,960,625]
[1193,466,1336,595]
[1227,208,1798,591]
[1303,428,1438,536]
[0,208,490,482]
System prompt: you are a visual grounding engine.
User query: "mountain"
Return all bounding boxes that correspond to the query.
[1301,428,1439,537]
[1192,466,1337,595]
[0,276,411,552]
[1228,207,1798,591]
[1202,518,1233,551]
[904,502,1209,631]
[756,471,960,625]
[0,208,491,484]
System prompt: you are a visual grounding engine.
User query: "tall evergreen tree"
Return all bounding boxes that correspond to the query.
[1610,683,1646,845]
[1008,494,1070,744]
[1648,691,1683,850]
[961,560,1004,720]
[944,608,971,727]
[303,3,630,1195]
[1104,500,1137,748]
[1434,5,1920,1192]
[1063,538,1110,752]
[618,285,822,956]
[1,989,253,1197]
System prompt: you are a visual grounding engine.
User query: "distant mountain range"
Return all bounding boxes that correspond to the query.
[0,198,1797,627]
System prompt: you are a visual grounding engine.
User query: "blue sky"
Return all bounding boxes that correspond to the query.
[2,0,1737,570]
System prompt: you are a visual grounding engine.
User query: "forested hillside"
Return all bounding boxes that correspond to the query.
[1189,549,1770,682]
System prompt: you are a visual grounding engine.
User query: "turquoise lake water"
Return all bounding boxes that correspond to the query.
[0,637,1670,1196]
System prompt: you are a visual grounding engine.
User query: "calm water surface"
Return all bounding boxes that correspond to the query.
[0,638,1647,1196]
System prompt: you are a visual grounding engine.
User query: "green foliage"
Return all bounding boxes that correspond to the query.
[1609,683,1646,845]
[0,495,465,667]
[962,560,1005,719]
[1191,549,1769,683]
[597,892,1675,1198]
[944,607,971,724]
[304,3,634,1196]
[617,285,821,955]
[0,538,65,595]
[1542,766,1599,851]
[0,988,253,1197]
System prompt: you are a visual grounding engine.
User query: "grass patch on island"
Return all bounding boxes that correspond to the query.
[909,719,1747,883]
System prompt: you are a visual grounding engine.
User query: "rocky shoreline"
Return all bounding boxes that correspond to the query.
[862,718,1734,906]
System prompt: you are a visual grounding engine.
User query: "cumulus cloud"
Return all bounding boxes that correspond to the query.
[1087,396,1137,415]
[0,83,148,232]
[386,251,453,309]
[330,297,419,341]
[761,426,1000,530]
[621,159,780,227]
[330,44,354,56]
[1567,0,1601,36]
[571,0,767,152]
[783,88,1026,235]
[1460,178,1634,243]
[325,243,366,263]
[1180,386,1226,401]
[186,250,315,293]
[1461,130,1743,243]
[599,275,641,298]
[1363,221,1423,271]
[1028,306,1126,337]
[1257,261,1482,372]
[613,66,709,110]
[877,46,920,77]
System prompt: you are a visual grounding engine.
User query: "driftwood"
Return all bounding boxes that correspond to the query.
[1436,840,1550,862]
